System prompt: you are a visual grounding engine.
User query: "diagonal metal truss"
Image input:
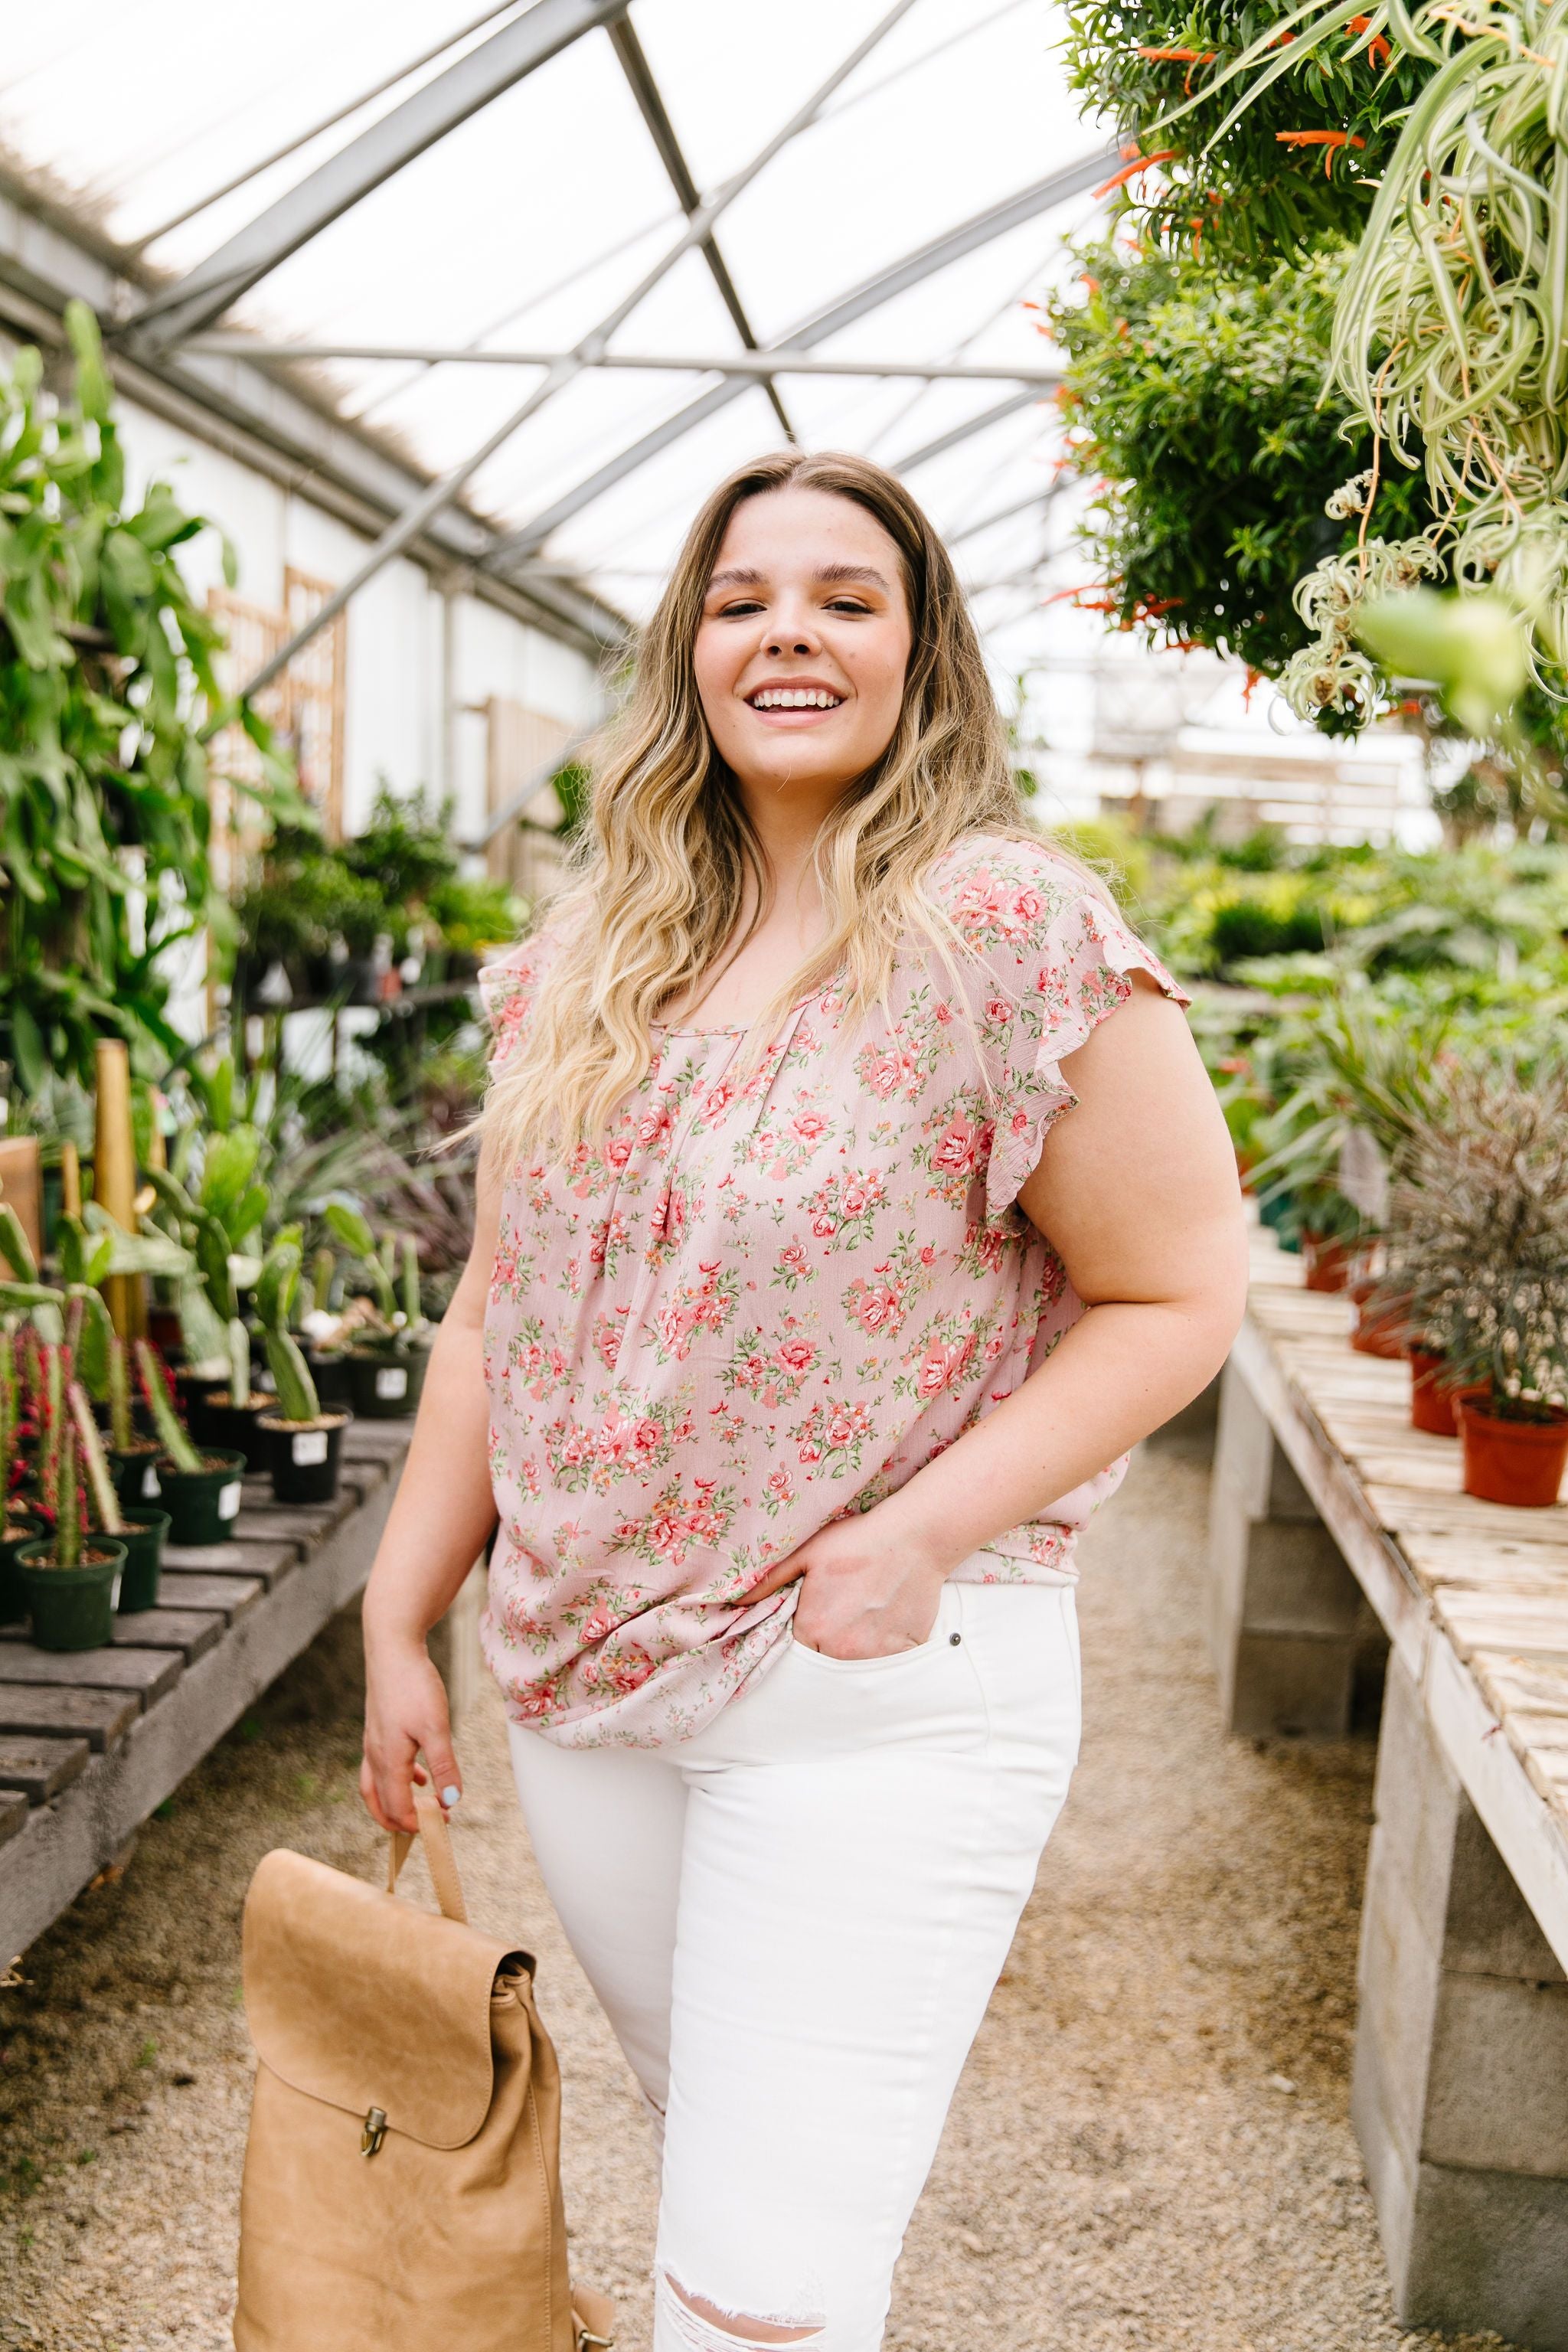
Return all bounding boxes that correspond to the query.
[485,145,1116,570]
[122,0,632,349]
[608,15,795,445]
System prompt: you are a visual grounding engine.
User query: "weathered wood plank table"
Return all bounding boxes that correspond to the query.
[1210,1229,1568,2348]
[0,1419,413,1965]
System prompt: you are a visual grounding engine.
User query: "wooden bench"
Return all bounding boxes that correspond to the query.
[0,1419,416,1963]
[1210,1230,1568,2350]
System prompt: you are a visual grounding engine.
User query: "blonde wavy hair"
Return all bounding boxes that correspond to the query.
[482,448,1047,1166]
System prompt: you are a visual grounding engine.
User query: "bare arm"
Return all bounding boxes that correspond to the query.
[359,1138,505,1833]
[753,975,1249,1655]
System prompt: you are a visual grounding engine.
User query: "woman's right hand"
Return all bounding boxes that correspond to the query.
[361,1637,463,1835]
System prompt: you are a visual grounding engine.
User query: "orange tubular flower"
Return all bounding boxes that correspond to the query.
[1276,128,1367,175]
[1092,149,1177,198]
[1344,15,1393,64]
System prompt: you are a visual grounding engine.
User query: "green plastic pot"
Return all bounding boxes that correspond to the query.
[345,1344,430,1420]
[158,1451,247,1547]
[17,1539,126,1653]
[110,1440,166,1511]
[114,1507,171,1613]
[1,1508,45,1626]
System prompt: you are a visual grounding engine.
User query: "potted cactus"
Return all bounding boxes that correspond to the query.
[299,1244,353,1411]
[253,1240,350,1504]
[15,1349,126,1651]
[134,1338,246,1546]
[68,1381,169,1615]
[0,1336,44,1625]
[325,1207,431,1419]
[144,1144,267,1441]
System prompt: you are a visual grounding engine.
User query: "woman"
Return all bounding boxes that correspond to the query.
[361,450,1247,2351]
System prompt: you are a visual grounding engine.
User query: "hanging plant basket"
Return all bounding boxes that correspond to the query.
[258,1412,349,1506]
[158,1450,247,1547]
[1458,1400,1568,1510]
[345,1345,429,1421]
[16,1539,126,1653]
[114,1506,171,1614]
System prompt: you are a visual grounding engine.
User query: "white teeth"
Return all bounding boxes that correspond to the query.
[750,687,843,710]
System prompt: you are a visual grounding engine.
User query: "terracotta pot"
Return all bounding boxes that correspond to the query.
[1302,1230,1357,1293]
[1351,1279,1409,1361]
[1409,1349,1459,1436]
[1458,1400,1568,1509]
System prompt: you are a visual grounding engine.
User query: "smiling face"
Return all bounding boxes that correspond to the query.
[693,485,915,808]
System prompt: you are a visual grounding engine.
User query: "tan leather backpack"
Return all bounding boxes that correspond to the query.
[234,1788,613,2352]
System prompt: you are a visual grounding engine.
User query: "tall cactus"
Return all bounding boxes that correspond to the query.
[310,1247,335,1316]
[54,1418,83,1573]
[0,1334,18,1509]
[134,1340,203,1473]
[399,1236,422,1328]
[106,1336,133,1453]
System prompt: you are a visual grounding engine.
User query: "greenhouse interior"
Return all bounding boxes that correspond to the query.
[2,2,1568,2347]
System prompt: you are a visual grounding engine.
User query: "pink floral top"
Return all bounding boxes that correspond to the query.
[479,832,1187,1746]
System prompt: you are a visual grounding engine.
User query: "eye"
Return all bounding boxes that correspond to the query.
[713,597,765,618]
[825,596,874,615]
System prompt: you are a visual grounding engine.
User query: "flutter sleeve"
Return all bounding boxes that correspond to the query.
[476,933,555,1078]
[934,839,1191,1224]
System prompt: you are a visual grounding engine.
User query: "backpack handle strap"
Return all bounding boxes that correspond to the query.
[387,1780,469,1926]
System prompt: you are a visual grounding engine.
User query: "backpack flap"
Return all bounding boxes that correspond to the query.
[243,1847,529,2150]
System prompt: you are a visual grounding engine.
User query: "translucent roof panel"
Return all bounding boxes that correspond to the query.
[0,0,1120,676]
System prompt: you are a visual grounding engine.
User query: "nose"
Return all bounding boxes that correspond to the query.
[765,603,822,658]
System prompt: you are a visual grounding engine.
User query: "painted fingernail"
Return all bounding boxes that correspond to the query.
[440,1785,461,1810]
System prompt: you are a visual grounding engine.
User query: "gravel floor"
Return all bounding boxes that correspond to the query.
[0,1426,1522,2352]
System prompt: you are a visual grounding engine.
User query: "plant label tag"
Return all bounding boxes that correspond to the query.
[217,1480,242,1521]
[293,1430,329,1466]
[375,1367,408,1400]
[142,1466,161,1498]
[110,1572,122,1610]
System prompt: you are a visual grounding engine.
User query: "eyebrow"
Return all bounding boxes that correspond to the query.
[706,563,893,592]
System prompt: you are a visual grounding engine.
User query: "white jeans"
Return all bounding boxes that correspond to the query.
[508,1574,1081,2352]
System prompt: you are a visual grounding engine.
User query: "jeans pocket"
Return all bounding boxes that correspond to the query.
[788,1579,954,1674]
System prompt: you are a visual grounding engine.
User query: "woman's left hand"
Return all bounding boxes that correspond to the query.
[746,1512,950,1660]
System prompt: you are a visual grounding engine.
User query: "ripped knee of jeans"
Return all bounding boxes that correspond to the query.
[658,2267,824,2348]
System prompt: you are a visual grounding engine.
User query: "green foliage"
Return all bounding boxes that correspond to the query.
[1060,0,1432,263]
[106,1335,132,1454]
[255,1240,322,1424]
[0,305,300,1088]
[1045,240,1434,683]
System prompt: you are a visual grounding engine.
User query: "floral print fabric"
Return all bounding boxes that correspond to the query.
[479,832,1187,1746]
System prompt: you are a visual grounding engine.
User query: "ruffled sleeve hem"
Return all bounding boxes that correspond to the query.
[477,936,554,1076]
[981,900,1191,1225]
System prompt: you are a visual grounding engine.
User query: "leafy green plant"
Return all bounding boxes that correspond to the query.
[1044,240,1433,690]
[1061,0,1433,263]
[254,1240,321,1426]
[134,1339,202,1475]
[0,305,299,1088]
[144,1130,267,1392]
[1384,1061,1568,1417]
[324,1203,427,1355]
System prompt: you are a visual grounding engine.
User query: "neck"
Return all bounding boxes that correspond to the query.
[731,769,854,912]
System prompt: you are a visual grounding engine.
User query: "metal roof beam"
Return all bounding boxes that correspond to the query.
[607,15,795,444]
[889,387,1042,473]
[120,0,631,349]
[185,335,1059,384]
[486,143,1118,568]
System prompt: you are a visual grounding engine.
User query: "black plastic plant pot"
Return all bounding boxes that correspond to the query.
[0,1508,45,1626]
[191,1389,269,1474]
[114,1507,171,1613]
[174,1367,227,1422]
[345,1344,429,1420]
[158,1451,247,1547]
[259,1412,348,1505]
[302,1345,353,1413]
[110,1440,165,1511]
[17,1539,126,1653]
